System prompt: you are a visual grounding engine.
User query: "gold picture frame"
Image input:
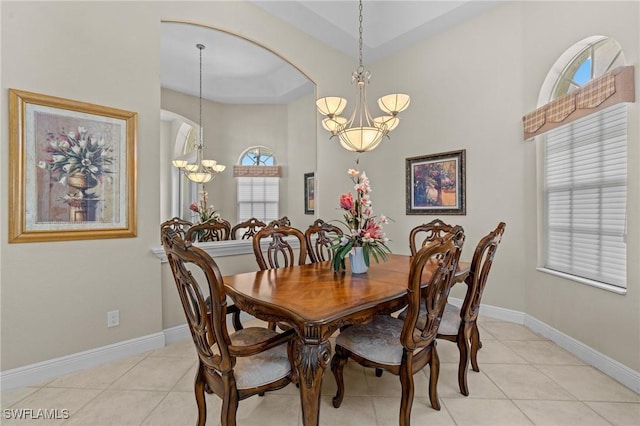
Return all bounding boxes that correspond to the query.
[9,89,137,242]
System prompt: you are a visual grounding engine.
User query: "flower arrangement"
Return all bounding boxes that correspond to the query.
[38,126,114,187]
[190,189,221,223]
[331,167,391,272]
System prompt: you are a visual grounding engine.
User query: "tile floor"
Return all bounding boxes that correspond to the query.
[1,317,638,426]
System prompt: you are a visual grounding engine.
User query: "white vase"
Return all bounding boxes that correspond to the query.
[349,246,368,274]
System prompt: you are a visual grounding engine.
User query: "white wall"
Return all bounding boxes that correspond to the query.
[1,1,638,378]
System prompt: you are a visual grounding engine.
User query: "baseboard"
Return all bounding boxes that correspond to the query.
[0,333,165,391]
[449,296,640,393]
[524,315,640,393]
[3,303,638,394]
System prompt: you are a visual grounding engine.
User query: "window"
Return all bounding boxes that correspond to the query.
[236,146,279,223]
[541,37,627,289]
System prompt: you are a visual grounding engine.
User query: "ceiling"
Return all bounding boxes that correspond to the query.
[160,1,501,105]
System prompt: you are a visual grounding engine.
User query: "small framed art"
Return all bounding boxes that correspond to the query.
[304,172,315,214]
[406,149,466,215]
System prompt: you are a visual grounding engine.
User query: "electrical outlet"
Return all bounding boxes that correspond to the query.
[107,310,120,328]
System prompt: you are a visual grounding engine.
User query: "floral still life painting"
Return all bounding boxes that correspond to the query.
[8,89,137,242]
[331,166,391,273]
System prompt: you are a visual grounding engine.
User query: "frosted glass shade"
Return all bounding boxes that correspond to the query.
[373,116,399,132]
[322,116,348,133]
[338,126,385,153]
[316,97,347,116]
[378,94,411,114]
[172,159,188,168]
[186,172,213,183]
[212,164,226,173]
[201,159,217,168]
[184,164,199,172]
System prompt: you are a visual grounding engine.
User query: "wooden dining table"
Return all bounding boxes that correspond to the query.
[223,254,470,426]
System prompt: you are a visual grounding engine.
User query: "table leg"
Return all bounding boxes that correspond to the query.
[293,338,331,426]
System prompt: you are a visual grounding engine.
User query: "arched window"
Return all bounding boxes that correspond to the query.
[539,37,629,291]
[236,146,280,223]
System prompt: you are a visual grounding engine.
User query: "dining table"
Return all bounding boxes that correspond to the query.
[223,254,470,426]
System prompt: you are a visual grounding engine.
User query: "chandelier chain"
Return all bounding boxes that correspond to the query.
[198,43,204,147]
[358,0,363,71]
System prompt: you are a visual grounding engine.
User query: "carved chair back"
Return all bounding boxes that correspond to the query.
[252,222,307,270]
[409,219,457,256]
[160,216,193,240]
[402,228,465,350]
[460,222,506,323]
[304,219,343,263]
[231,217,266,240]
[185,218,232,242]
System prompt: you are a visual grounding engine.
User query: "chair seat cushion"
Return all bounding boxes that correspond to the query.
[438,303,462,335]
[396,303,461,335]
[335,315,406,365]
[225,327,292,389]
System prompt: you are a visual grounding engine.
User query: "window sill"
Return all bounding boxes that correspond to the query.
[536,268,627,295]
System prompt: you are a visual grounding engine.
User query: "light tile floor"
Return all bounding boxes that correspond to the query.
[1,317,638,426]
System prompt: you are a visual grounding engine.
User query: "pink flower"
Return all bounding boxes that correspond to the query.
[364,221,383,239]
[189,203,198,212]
[348,169,359,177]
[339,192,354,211]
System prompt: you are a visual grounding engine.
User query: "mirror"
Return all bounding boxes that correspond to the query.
[160,21,316,233]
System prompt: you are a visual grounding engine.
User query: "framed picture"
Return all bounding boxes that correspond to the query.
[8,89,137,243]
[304,172,315,214]
[406,149,466,215]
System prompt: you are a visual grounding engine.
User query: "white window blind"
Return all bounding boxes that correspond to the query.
[237,177,279,223]
[544,103,627,288]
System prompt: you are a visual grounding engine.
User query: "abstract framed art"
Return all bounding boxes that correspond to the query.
[304,172,315,214]
[8,89,137,242]
[405,149,466,215]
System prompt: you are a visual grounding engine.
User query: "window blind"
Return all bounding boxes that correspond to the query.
[544,103,627,288]
[237,177,279,223]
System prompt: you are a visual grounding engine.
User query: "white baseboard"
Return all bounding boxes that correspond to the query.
[2,303,638,394]
[449,296,640,393]
[0,333,165,391]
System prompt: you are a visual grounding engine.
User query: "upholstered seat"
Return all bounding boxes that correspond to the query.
[218,327,292,389]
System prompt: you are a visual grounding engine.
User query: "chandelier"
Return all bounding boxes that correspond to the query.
[316,0,410,153]
[172,43,226,183]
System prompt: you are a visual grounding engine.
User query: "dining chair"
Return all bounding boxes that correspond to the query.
[267,216,291,228]
[436,221,506,396]
[185,218,232,242]
[252,222,308,331]
[160,216,193,239]
[304,218,343,263]
[330,233,464,426]
[182,218,242,331]
[161,228,298,426]
[409,218,457,256]
[252,222,307,270]
[231,217,266,240]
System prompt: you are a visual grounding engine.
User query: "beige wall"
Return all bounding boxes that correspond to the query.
[1,0,638,377]
[0,0,350,371]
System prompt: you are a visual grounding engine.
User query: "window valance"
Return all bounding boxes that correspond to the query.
[523,65,635,140]
[233,165,282,177]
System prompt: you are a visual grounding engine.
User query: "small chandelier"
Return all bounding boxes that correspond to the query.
[316,0,410,153]
[172,43,226,183]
